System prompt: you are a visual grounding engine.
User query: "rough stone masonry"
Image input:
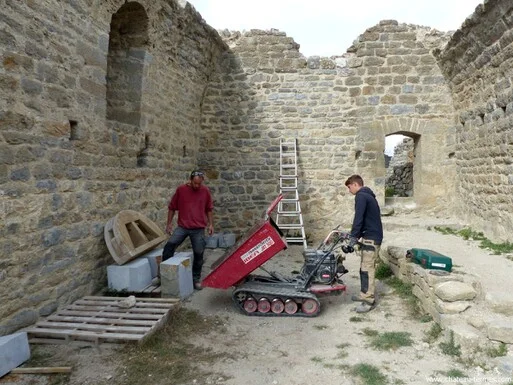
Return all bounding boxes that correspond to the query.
[0,0,512,334]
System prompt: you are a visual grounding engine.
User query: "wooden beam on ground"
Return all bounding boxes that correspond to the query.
[11,367,72,374]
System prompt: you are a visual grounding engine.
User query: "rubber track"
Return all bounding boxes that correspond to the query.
[232,281,321,317]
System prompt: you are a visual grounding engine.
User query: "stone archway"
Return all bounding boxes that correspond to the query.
[358,117,454,211]
[106,2,149,164]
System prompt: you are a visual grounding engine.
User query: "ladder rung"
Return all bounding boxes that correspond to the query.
[279,225,303,229]
[281,165,296,169]
[277,211,301,215]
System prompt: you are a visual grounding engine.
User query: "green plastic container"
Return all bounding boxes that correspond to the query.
[407,248,452,272]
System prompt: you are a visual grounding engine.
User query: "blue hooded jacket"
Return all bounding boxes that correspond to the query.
[350,186,383,245]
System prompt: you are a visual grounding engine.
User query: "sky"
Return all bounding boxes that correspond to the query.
[186,0,483,155]
[187,0,482,57]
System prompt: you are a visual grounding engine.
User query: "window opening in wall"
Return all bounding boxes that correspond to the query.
[106,2,148,129]
[69,120,79,140]
[385,134,414,199]
[137,134,149,167]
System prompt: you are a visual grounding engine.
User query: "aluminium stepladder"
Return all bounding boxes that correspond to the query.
[275,138,308,249]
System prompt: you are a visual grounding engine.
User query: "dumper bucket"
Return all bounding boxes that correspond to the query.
[202,195,287,289]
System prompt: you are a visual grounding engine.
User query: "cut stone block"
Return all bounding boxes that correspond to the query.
[160,251,193,299]
[434,281,477,302]
[107,258,152,292]
[139,247,164,278]
[218,233,236,248]
[205,234,219,249]
[0,332,30,378]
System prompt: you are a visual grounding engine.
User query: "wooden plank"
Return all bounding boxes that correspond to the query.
[47,315,155,326]
[73,299,173,309]
[11,367,73,374]
[25,327,144,341]
[55,310,163,320]
[66,304,169,313]
[82,296,179,303]
[34,321,150,334]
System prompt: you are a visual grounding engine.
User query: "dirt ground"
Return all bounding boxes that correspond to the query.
[2,211,513,385]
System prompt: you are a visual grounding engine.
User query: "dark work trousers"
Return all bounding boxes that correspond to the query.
[162,226,206,282]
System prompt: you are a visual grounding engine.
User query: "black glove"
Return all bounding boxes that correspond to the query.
[342,245,354,254]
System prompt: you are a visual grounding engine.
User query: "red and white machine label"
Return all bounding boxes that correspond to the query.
[241,236,275,264]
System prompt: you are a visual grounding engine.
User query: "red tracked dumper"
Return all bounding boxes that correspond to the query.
[202,195,351,317]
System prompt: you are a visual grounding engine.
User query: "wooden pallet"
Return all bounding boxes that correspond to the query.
[25,296,179,345]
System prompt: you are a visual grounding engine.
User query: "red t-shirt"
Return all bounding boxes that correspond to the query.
[168,184,213,229]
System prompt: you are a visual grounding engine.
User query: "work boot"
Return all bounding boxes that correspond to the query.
[193,281,203,291]
[351,295,363,302]
[355,301,376,313]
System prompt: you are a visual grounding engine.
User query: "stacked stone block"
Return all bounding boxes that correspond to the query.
[382,246,479,323]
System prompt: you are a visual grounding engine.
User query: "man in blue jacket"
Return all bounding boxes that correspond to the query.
[345,175,383,313]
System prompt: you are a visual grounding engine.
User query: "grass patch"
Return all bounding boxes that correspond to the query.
[368,331,413,351]
[384,276,422,317]
[351,363,388,385]
[423,323,442,344]
[335,343,351,359]
[486,342,508,358]
[362,328,379,337]
[114,307,230,385]
[439,331,461,357]
[375,261,394,279]
[434,226,513,255]
[22,347,71,385]
[436,368,467,378]
[313,324,329,330]
[311,356,323,363]
[349,316,365,322]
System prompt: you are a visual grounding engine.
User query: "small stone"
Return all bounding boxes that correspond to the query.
[118,295,136,309]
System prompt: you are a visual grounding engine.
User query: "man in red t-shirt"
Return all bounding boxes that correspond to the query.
[162,170,214,290]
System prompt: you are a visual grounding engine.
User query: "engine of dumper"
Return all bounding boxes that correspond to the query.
[301,249,340,284]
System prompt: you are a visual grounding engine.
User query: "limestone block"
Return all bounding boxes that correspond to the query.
[107,258,152,292]
[434,281,477,302]
[386,246,408,261]
[434,298,471,314]
[411,263,428,280]
[160,252,193,299]
[425,271,463,287]
[485,292,513,316]
[486,318,513,344]
[445,321,486,352]
[139,247,164,278]
[0,332,30,377]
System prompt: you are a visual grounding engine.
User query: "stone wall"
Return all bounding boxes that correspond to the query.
[2,0,513,335]
[435,0,513,242]
[200,23,457,239]
[0,0,227,335]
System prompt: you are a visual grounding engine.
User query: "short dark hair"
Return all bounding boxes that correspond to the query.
[345,174,364,187]
[190,170,204,179]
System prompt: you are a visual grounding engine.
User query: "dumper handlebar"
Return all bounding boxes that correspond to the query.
[317,227,351,252]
